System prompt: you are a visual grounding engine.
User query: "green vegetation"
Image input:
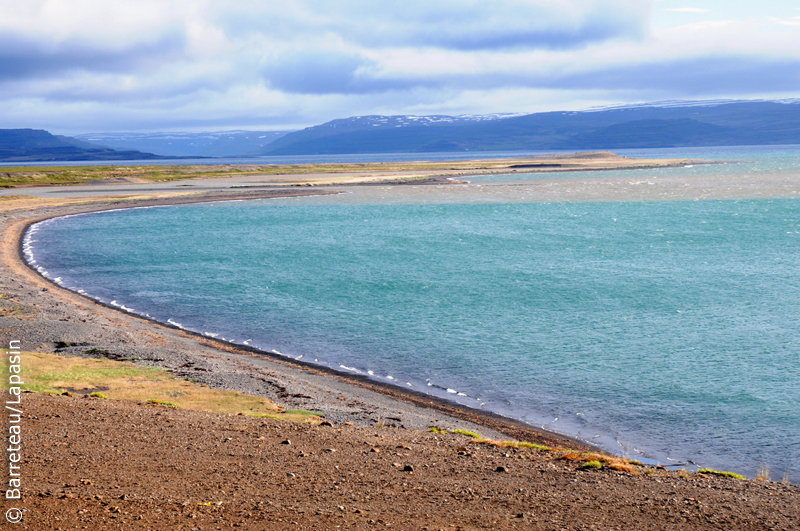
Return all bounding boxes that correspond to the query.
[451,429,481,439]
[508,441,551,451]
[428,427,446,434]
[582,460,603,469]
[697,468,745,480]
[1,351,319,422]
[0,163,445,187]
[628,460,645,467]
[283,409,323,417]
[147,399,180,407]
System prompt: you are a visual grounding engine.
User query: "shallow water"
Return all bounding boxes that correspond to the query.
[27,145,800,482]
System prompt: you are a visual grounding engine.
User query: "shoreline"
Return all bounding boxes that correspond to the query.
[8,165,800,468]
[3,188,593,452]
[0,151,702,192]
[4,174,800,529]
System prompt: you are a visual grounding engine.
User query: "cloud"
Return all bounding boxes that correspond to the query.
[0,32,186,81]
[1,1,800,132]
[219,1,651,52]
[769,16,800,27]
[664,8,711,13]
[263,52,399,95]
[535,56,800,95]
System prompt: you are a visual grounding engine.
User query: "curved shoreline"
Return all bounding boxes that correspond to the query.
[5,189,595,452]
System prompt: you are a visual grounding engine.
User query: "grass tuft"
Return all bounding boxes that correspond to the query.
[451,429,481,439]
[582,460,603,469]
[559,450,588,461]
[428,427,446,434]
[506,441,550,451]
[558,450,635,473]
[147,399,180,407]
[283,409,323,417]
[89,392,108,399]
[697,468,745,480]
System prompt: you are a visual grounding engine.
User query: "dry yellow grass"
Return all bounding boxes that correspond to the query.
[2,351,322,422]
[557,450,636,473]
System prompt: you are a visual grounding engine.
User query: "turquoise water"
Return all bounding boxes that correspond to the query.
[26,146,800,481]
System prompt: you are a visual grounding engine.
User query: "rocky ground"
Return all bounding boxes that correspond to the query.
[13,393,800,531]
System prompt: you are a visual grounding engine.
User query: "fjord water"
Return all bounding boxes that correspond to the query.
[28,147,800,481]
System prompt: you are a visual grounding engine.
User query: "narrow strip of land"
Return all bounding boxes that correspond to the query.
[0,151,696,191]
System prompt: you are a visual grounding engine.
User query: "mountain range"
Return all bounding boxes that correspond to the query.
[72,130,291,158]
[0,129,165,162]
[2,100,799,162]
[256,100,800,155]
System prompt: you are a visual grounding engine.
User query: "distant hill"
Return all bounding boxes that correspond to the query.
[74,130,292,157]
[257,101,800,155]
[0,129,164,162]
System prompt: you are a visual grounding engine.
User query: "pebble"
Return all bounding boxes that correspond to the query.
[281,439,291,445]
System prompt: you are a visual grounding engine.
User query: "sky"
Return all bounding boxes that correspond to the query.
[1,0,799,134]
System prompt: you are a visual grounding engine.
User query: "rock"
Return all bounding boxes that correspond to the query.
[286,473,295,478]
[323,448,336,453]
[495,466,508,473]
[370,448,380,453]
[281,439,291,445]
[403,465,414,472]
[320,421,333,427]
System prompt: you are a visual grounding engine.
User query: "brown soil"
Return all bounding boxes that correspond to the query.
[13,393,800,530]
